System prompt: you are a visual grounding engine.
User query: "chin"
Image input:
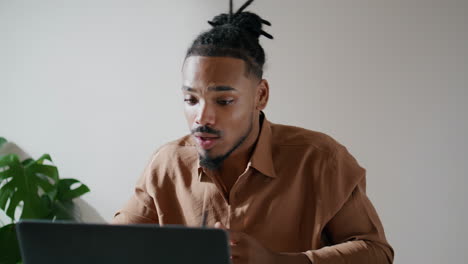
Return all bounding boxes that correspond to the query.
[198,146,225,159]
[198,148,216,158]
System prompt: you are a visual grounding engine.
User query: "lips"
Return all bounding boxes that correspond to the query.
[194,135,220,150]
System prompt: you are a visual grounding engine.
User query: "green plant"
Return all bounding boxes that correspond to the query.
[0,137,90,264]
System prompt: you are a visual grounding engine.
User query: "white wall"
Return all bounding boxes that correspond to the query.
[1,0,467,263]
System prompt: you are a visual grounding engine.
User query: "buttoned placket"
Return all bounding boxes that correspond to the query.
[228,169,250,231]
[199,164,253,230]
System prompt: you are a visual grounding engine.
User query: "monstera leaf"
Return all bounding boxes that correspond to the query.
[0,153,58,221]
[0,223,21,264]
[0,155,91,222]
[51,178,91,220]
[0,149,91,223]
[0,137,6,148]
[0,138,90,264]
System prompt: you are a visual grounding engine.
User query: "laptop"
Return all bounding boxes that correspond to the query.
[16,220,230,264]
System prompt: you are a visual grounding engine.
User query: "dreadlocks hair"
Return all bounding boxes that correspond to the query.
[185,0,273,80]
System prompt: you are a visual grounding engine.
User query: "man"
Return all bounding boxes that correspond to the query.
[113,1,394,263]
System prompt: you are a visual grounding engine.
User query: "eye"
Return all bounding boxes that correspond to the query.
[184,96,198,106]
[217,99,235,106]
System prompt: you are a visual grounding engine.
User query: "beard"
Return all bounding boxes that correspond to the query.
[199,114,254,171]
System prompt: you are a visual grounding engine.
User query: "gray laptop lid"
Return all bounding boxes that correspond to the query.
[16,220,230,264]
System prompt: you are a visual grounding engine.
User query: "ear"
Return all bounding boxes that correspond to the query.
[255,79,269,111]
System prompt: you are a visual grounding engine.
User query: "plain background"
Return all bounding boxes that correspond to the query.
[1,0,467,263]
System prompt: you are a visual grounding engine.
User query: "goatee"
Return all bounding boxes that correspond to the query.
[199,115,254,171]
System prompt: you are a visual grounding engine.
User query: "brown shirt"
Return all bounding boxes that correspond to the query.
[113,115,394,264]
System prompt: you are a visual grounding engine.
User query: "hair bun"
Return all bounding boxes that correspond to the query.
[207,2,273,40]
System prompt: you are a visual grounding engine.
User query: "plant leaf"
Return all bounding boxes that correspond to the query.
[5,192,22,220]
[0,137,6,149]
[0,153,89,224]
[51,200,77,221]
[36,154,52,164]
[21,158,34,166]
[29,163,59,183]
[0,224,22,264]
[0,188,12,209]
[57,178,90,201]
[0,170,10,181]
[0,154,18,167]
[0,154,57,221]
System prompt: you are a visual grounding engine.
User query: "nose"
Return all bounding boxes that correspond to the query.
[195,102,216,127]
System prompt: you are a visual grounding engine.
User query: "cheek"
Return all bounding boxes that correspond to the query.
[223,106,253,134]
[184,106,196,127]
[233,99,255,122]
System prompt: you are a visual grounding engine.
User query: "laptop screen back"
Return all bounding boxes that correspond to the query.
[16,220,230,264]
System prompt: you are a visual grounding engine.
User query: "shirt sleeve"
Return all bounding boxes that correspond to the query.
[112,155,159,225]
[303,146,394,264]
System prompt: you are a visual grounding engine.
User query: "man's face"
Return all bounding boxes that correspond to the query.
[181,56,259,168]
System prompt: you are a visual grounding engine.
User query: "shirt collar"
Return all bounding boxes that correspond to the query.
[195,111,277,180]
[249,112,277,178]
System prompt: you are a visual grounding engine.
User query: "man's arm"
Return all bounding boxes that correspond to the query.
[219,180,393,264]
[215,144,393,264]
[302,180,394,264]
[112,156,159,224]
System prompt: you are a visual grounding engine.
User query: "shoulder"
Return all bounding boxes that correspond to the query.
[269,122,342,153]
[145,135,197,177]
[269,122,366,214]
[153,134,196,157]
[268,121,365,176]
[269,121,365,185]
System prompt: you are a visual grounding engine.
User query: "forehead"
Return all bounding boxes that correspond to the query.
[182,56,250,88]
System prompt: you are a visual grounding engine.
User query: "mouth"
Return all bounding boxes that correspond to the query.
[194,135,220,150]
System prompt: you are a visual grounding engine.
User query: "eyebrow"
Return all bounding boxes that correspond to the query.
[182,85,237,92]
